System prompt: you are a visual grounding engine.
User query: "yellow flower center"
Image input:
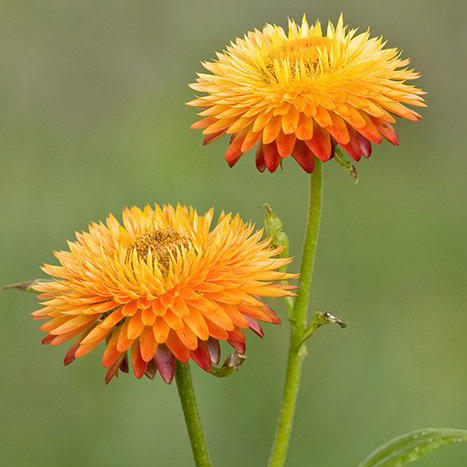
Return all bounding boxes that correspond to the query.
[262,37,332,82]
[129,229,190,271]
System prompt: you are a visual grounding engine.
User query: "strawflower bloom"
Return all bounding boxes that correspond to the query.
[32,204,296,384]
[189,15,425,173]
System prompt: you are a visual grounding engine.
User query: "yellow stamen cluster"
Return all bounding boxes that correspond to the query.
[130,229,191,272]
[261,37,332,83]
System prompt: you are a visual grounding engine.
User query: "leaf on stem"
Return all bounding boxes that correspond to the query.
[298,312,347,350]
[0,280,44,293]
[357,428,467,467]
[334,148,359,184]
[263,204,289,262]
[263,204,294,313]
[209,350,246,378]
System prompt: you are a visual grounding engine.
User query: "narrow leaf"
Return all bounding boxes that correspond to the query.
[0,280,43,293]
[358,428,467,467]
[335,148,359,184]
[210,351,246,378]
[298,311,347,350]
[263,203,289,260]
[263,204,294,313]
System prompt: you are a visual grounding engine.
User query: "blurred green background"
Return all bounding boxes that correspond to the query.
[1,0,466,466]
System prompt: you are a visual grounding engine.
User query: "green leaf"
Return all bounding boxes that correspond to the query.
[263,204,294,313]
[209,351,246,378]
[298,311,347,351]
[334,148,359,184]
[358,428,467,467]
[263,204,289,261]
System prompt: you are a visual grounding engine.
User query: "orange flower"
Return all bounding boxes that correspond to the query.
[32,205,296,384]
[189,15,425,173]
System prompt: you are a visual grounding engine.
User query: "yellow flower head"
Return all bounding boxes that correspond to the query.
[33,204,296,384]
[189,15,425,173]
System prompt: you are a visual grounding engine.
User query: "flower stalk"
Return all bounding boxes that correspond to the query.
[268,159,324,467]
[175,362,213,467]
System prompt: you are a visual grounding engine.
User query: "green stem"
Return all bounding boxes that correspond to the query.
[175,362,213,467]
[268,159,324,467]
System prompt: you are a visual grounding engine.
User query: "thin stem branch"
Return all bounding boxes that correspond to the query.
[175,362,213,467]
[268,159,324,467]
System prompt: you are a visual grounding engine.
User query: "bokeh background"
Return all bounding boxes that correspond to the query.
[1,0,466,466]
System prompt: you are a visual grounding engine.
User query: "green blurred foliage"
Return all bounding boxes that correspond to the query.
[1,1,466,466]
